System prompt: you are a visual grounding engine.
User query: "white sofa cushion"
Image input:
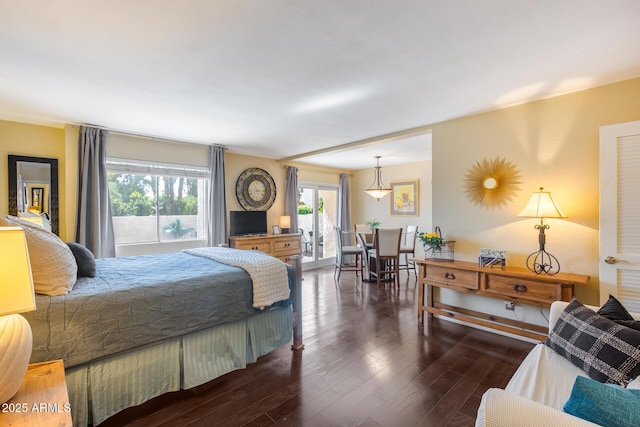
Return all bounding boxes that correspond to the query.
[476,388,599,427]
[505,343,589,410]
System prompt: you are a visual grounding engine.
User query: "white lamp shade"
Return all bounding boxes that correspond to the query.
[364,188,392,200]
[0,227,36,316]
[518,188,566,219]
[279,216,291,229]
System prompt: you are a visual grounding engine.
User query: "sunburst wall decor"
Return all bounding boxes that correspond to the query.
[464,157,522,209]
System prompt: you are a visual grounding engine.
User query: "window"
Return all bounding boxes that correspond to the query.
[107,158,209,246]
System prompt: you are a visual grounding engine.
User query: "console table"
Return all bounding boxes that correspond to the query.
[229,233,302,264]
[412,259,589,340]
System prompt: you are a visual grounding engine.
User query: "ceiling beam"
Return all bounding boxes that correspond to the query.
[278,125,432,162]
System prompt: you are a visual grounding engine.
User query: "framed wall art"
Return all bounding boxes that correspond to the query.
[390,179,419,216]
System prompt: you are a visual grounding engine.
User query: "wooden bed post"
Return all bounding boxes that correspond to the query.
[291,255,304,351]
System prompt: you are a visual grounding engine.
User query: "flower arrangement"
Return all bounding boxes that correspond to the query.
[418,231,443,252]
[418,227,455,260]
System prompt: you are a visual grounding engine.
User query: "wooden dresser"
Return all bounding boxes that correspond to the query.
[412,259,589,340]
[228,233,302,264]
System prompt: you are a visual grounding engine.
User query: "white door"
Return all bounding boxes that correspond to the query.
[600,120,640,311]
[297,184,339,270]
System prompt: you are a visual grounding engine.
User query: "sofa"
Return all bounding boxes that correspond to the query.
[476,299,640,427]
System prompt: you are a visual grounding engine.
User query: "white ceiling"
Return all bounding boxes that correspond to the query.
[1,1,639,170]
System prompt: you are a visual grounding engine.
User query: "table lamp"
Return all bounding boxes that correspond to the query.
[0,227,36,403]
[517,187,566,275]
[279,215,291,234]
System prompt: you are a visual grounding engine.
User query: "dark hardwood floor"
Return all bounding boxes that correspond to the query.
[101,267,535,427]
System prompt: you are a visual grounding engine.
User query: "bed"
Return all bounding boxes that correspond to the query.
[7,215,303,427]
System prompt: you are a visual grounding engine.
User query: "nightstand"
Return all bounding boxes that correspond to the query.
[0,360,72,426]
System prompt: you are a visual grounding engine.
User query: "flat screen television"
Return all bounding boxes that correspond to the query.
[229,210,268,236]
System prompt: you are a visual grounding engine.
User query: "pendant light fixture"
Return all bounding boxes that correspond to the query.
[364,156,392,201]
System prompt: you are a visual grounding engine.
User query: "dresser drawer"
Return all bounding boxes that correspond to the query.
[229,235,302,259]
[426,265,478,291]
[484,275,561,304]
[272,237,301,255]
[234,241,272,252]
[277,254,298,264]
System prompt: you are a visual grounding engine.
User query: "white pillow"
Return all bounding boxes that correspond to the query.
[0,216,77,296]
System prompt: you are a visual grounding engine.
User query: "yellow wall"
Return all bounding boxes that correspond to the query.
[0,120,69,239]
[430,78,640,305]
[224,154,348,231]
[224,152,289,229]
[351,159,433,256]
[63,125,79,241]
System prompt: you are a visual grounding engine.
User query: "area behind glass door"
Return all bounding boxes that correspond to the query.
[298,184,338,270]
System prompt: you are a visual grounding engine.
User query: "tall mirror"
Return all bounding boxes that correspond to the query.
[8,155,59,235]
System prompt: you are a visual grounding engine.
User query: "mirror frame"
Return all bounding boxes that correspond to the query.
[8,155,60,235]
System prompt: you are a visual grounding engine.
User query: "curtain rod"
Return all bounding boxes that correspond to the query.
[72,124,226,149]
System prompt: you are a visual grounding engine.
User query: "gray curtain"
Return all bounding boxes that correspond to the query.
[284,166,299,234]
[338,173,351,245]
[75,126,115,258]
[207,145,227,246]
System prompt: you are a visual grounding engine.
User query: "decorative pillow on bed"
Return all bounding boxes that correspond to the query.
[597,294,640,331]
[0,215,77,296]
[66,242,96,277]
[563,376,640,427]
[545,298,640,386]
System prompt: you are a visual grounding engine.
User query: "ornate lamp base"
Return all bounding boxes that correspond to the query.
[525,249,560,275]
[526,220,560,275]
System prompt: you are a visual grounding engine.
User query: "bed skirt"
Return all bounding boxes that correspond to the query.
[65,306,293,426]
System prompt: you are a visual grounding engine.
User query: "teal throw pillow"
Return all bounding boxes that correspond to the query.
[563,376,640,427]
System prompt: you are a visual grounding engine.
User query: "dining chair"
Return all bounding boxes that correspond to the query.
[354,224,374,248]
[399,225,418,277]
[333,226,365,282]
[355,232,370,278]
[300,228,312,256]
[368,228,403,287]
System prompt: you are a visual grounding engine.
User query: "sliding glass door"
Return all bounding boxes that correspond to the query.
[297,184,338,270]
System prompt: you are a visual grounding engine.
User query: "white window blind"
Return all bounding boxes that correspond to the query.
[107,158,209,179]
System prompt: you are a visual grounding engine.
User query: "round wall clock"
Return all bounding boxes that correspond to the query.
[235,167,277,211]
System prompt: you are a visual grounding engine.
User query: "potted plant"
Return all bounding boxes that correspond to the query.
[365,219,381,231]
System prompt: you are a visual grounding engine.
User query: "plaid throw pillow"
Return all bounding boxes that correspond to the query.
[546,298,640,386]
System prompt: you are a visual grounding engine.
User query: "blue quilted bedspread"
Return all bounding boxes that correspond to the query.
[23,251,292,368]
